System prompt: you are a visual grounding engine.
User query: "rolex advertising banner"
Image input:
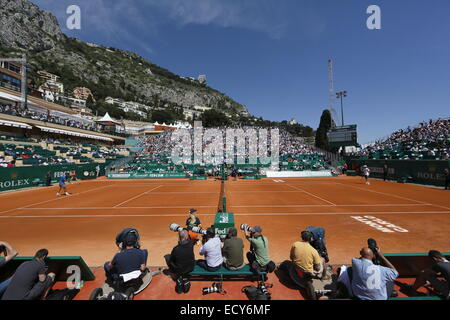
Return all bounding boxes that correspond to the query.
[0,163,106,192]
[348,160,450,186]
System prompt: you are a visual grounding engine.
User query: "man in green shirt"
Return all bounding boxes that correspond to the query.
[243,226,271,274]
[222,228,245,270]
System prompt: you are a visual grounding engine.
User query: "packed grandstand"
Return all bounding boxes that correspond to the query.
[1,100,448,176]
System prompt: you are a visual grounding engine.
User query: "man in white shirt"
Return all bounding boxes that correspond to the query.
[197,228,223,272]
[362,165,371,185]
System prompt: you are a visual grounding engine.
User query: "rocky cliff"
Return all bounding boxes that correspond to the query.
[0,0,248,115]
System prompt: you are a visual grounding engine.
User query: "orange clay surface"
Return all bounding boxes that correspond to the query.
[1,176,449,300]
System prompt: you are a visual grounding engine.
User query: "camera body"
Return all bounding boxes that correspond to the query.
[368,238,382,265]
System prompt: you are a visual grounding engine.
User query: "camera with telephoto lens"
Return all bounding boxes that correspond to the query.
[191,226,207,235]
[240,224,255,233]
[169,223,184,233]
[202,282,224,295]
[258,282,272,299]
[368,238,382,265]
[169,223,207,235]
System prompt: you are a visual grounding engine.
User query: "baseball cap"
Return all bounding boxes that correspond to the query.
[189,209,197,214]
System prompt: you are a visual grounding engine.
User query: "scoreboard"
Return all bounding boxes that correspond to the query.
[327,125,358,147]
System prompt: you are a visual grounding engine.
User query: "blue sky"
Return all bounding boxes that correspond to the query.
[30,0,450,144]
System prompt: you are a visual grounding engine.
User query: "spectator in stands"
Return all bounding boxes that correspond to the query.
[403,250,449,299]
[197,228,223,272]
[222,228,245,270]
[343,246,399,300]
[164,230,195,294]
[104,232,148,284]
[2,249,55,300]
[290,231,329,280]
[0,241,19,298]
[444,169,449,190]
[243,226,272,274]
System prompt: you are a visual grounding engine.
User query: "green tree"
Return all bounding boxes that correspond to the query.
[200,109,231,128]
[151,110,175,124]
[315,109,333,151]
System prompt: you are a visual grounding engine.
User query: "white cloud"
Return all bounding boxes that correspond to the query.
[145,0,290,39]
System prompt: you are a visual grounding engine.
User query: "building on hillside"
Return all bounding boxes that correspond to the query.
[193,105,212,112]
[73,87,95,101]
[0,61,22,92]
[289,118,298,125]
[37,70,59,83]
[105,97,124,106]
[198,75,207,84]
[37,70,64,98]
[183,108,202,120]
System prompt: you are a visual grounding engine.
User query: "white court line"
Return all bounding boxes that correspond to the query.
[0,184,114,215]
[19,206,218,210]
[1,211,449,219]
[15,203,436,210]
[230,204,433,208]
[335,182,450,210]
[113,185,162,208]
[286,184,337,206]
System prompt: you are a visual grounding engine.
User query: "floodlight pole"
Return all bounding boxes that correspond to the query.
[336,91,347,126]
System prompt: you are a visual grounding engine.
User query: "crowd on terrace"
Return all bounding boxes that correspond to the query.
[356,118,450,160]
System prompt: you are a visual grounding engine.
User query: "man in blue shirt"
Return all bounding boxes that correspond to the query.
[56,174,70,197]
[350,247,399,300]
[104,231,148,284]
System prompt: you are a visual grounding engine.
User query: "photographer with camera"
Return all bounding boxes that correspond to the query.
[104,230,148,284]
[164,230,195,294]
[243,226,272,275]
[2,249,55,300]
[197,228,223,272]
[222,228,245,271]
[402,250,449,299]
[344,243,398,300]
[0,241,18,298]
[290,231,329,280]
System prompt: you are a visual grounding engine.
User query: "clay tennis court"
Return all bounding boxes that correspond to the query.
[1,176,449,299]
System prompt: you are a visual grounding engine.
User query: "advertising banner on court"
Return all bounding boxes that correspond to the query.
[108,172,187,179]
[348,159,450,186]
[0,163,106,192]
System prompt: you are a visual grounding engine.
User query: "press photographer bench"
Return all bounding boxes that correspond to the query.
[188,265,267,286]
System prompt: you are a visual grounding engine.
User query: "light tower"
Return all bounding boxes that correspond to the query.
[328,59,339,127]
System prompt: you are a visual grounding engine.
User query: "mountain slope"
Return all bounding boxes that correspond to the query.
[0,0,248,115]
